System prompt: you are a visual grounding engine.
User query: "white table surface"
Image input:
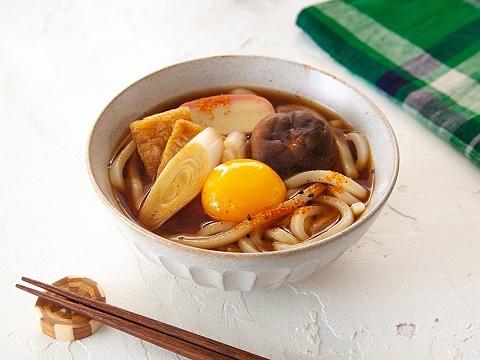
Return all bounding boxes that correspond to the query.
[2,0,480,359]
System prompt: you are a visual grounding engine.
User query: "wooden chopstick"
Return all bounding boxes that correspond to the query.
[17,280,266,360]
[21,277,263,360]
[17,284,229,359]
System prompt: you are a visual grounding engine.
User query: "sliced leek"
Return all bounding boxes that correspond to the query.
[222,131,247,162]
[138,128,223,230]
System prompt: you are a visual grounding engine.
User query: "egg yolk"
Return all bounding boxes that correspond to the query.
[201,159,286,222]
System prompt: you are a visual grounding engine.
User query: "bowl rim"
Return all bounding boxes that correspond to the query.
[86,55,399,259]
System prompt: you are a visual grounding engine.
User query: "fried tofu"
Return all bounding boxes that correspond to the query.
[129,107,191,178]
[157,120,204,176]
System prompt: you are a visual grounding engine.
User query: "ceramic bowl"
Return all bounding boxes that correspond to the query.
[87,55,399,292]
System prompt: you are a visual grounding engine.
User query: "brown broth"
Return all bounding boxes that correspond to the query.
[111,87,374,247]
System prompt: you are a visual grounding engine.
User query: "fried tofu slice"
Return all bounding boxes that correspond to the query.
[157,120,204,177]
[129,107,191,178]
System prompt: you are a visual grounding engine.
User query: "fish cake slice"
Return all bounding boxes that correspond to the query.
[157,120,204,177]
[129,107,191,178]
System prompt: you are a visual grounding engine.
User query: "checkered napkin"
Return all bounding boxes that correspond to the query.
[297,0,480,167]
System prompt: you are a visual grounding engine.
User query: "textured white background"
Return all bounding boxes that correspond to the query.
[2,0,480,359]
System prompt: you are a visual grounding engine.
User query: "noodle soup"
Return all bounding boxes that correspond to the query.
[109,87,373,253]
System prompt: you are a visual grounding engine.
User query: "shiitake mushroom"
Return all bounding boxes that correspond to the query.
[250,110,337,179]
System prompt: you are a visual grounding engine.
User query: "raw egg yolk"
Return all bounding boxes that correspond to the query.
[201,159,286,222]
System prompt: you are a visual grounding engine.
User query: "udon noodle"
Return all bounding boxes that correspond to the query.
[109,87,373,253]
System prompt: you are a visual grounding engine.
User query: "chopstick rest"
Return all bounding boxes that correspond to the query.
[34,276,105,341]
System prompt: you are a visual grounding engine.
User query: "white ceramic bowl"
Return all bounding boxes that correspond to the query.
[87,56,399,292]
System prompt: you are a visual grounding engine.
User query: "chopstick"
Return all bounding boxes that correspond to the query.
[17,278,267,360]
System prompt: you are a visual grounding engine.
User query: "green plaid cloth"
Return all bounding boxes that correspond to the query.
[297,0,480,167]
